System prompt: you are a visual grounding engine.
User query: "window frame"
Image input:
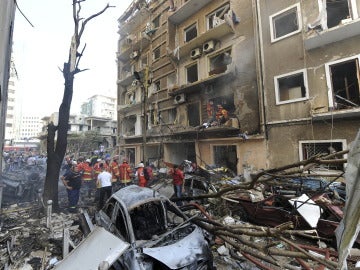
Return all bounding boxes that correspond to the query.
[269,3,302,43]
[299,139,347,170]
[153,46,161,61]
[185,62,199,84]
[274,68,309,105]
[208,47,232,76]
[184,23,198,43]
[206,3,230,30]
[324,54,360,110]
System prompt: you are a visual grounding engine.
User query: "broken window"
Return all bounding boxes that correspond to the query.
[206,94,236,126]
[206,3,230,30]
[115,207,130,242]
[300,140,345,171]
[327,58,360,110]
[159,108,177,124]
[130,202,166,240]
[186,63,198,83]
[153,46,161,61]
[209,48,232,76]
[327,0,351,28]
[124,147,135,166]
[213,145,237,174]
[123,115,136,136]
[188,102,200,127]
[270,3,301,42]
[274,69,308,104]
[184,23,197,42]
[152,14,160,28]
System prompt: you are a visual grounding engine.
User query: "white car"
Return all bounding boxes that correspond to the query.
[95,185,214,270]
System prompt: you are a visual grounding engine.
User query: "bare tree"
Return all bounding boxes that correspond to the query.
[43,0,113,209]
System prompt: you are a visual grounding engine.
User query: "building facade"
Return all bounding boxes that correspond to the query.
[117,0,266,172]
[80,94,117,120]
[5,58,19,141]
[0,0,16,208]
[19,115,43,139]
[258,0,360,172]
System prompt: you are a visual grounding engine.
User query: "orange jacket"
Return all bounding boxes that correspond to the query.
[81,162,93,181]
[119,162,132,183]
[110,161,120,182]
[136,167,146,187]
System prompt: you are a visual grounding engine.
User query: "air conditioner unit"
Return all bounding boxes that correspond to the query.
[190,47,202,59]
[203,40,215,54]
[174,93,186,104]
[130,50,139,60]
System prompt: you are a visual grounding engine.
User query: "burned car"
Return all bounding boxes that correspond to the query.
[95,185,213,270]
[224,192,355,245]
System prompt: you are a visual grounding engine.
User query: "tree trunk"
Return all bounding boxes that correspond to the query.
[41,1,112,210]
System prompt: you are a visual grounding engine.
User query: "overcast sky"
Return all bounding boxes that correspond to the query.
[13,0,132,116]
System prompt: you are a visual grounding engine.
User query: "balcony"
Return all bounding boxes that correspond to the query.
[117,33,151,62]
[304,19,360,50]
[177,22,234,59]
[169,70,234,96]
[168,0,213,25]
[312,107,360,121]
[118,6,150,36]
[117,72,135,87]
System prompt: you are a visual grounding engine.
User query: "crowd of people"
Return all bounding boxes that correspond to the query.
[3,152,46,172]
[60,155,156,212]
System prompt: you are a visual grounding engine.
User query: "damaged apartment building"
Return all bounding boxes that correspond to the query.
[117,0,265,174]
[116,0,360,174]
[258,0,360,171]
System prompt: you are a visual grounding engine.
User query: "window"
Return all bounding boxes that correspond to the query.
[152,15,160,28]
[206,4,230,30]
[326,0,352,28]
[153,46,161,61]
[325,57,360,110]
[299,140,346,171]
[187,103,200,127]
[186,63,198,83]
[270,3,301,42]
[160,108,177,124]
[274,69,308,104]
[209,48,232,76]
[184,23,197,42]
[213,145,237,174]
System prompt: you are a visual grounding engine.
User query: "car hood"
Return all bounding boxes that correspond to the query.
[142,226,209,269]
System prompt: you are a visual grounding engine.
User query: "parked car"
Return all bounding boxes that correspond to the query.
[96,185,214,270]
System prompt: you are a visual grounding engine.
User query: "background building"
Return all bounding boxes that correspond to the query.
[19,115,43,139]
[5,58,20,141]
[80,94,117,120]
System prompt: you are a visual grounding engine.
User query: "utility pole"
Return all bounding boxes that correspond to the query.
[142,66,149,163]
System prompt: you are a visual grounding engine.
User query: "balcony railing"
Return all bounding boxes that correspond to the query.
[304,19,360,50]
[168,0,213,25]
[177,22,234,59]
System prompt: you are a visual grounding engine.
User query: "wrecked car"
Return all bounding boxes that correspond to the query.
[223,192,355,245]
[96,185,214,269]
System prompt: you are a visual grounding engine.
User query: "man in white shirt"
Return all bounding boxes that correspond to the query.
[96,163,112,209]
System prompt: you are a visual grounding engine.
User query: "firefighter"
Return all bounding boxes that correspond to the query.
[110,155,120,192]
[80,159,94,198]
[119,158,133,188]
[135,162,147,187]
